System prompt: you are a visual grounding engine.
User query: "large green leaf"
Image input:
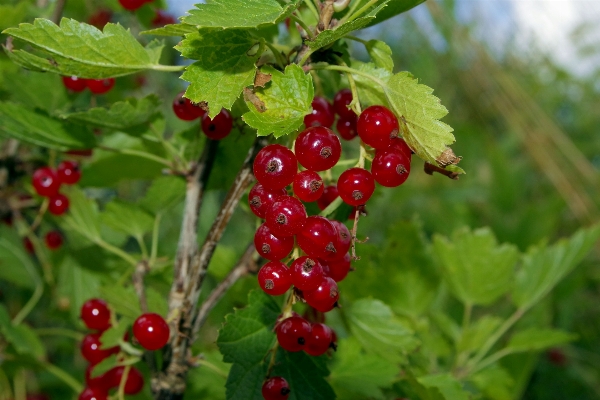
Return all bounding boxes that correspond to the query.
[2,70,70,113]
[365,40,394,72]
[417,374,470,400]
[141,23,197,37]
[505,328,577,353]
[56,256,102,323]
[433,227,519,306]
[101,200,154,238]
[182,0,301,30]
[60,186,102,242]
[178,29,262,118]
[0,226,38,289]
[272,350,336,400]
[139,176,186,215]
[2,19,171,78]
[242,64,313,138]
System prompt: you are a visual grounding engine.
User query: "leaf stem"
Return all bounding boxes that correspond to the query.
[290,15,315,40]
[304,0,321,21]
[197,358,228,378]
[11,275,43,326]
[319,196,343,217]
[344,0,379,23]
[135,234,149,260]
[151,65,187,72]
[92,237,138,266]
[39,361,83,393]
[470,348,514,376]
[34,328,85,341]
[99,146,172,168]
[339,0,363,24]
[264,41,287,69]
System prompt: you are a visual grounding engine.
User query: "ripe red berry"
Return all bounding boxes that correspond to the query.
[23,237,34,254]
[316,185,338,211]
[57,160,81,185]
[337,168,375,206]
[254,223,294,261]
[87,78,115,95]
[371,148,411,187]
[304,276,339,312]
[336,115,358,141]
[389,137,413,157]
[265,195,307,237]
[333,89,355,119]
[88,9,112,29]
[290,256,324,291]
[172,92,198,121]
[85,365,110,392]
[276,315,311,352]
[253,145,298,191]
[202,109,233,140]
[32,167,61,197]
[48,193,70,215]
[118,0,146,11]
[322,252,351,282]
[258,261,292,296]
[305,322,333,356]
[78,388,108,400]
[133,313,170,351]
[107,367,144,394]
[304,97,335,128]
[262,376,291,400]
[295,127,342,172]
[66,149,93,157]
[62,76,88,92]
[151,10,176,27]
[292,170,324,203]
[296,216,338,260]
[357,105,399,149]
[80,333,119,365]
[44,231,63,250]
[248,183,287,219]
[330,220,351,256]
[547,348,567,366]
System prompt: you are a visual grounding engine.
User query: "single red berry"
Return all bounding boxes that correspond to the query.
[336,115,358,140]
[62,76,88,92]
[44,231,63,250]
[330,220,351,256]
[172,92,198,121]
[80,333,119,365]
[305,323,333,356]
[253,145,298,191]
[57,160,81,185]
[389,137,413,157]
[248,183,287,219]
[292,171,324,202]
[290,256,324,291]
[276,315,311,352]
[32,167,61,197]
[184,98,206,119]
[371,148,411,187]
[262,376,291,400]
[333,89,355,119]
[295,126,342,172]
[317,185,338,211]
[337,168,375,206]
[81,299,111,331]
[202,109,233,140]
[304,276,339,312]
[151,10,176,27]
[88,9,112,29]
[258,261,292,296]
[2,214,13,226]
[357,105,399,149]
[265,195,307,237]
[23,237,35,254]
[547,348,568,366]
[321,252,352,282]
[304,97,335,128]
[78,388,108,400]
[87,78,115,95]
[296,216,338,260]
[85,365,110,392]
[48,193,70,216]
[133,313,170,351]
[66,149,93,157]
[106,367,144,394]
[118,0,147,11]
[254,223,294,261]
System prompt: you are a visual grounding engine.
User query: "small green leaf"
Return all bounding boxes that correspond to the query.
[99,286,141,320]
[99,318,132,349]
[56,257,102,323]
[101,200,154,238]
[417,374,470,400]
[242,64,314,138]
[139,176,186,215]
[505,328,577,353]
[141,23,197,36]
[272,349,336,400]
[365,40,394,71]
[60,187,102,241]
[182,0,301,30]
[457,316,503,354]
[0,226,38,289]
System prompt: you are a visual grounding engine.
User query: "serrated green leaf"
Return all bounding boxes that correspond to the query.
[457,316,503,354]
[2,19,172,78]
[182,0,301,30]
[351,61,391,107]
[99,285,141,320]
[366,40,394,71]
[141,23,197,36]
[63,95,161,130]
[505,328,576,353]
[99,318,132,349]
[178,30,261,118]
[101,200,154,238]
[512,224,600,309]
[417,374,470,400]
[139,176,186,215]
[0,226,38,289]
[60,186,102,241]
[272,349,336,400]
[433,227,519,306]
[0,102,95,150]
[56,256,102,323]
[242,64,313,138]
[2,70,70,113]
[225,363,267,400]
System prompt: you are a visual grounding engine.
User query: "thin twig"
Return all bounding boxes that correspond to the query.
[424,162,460,180]
[132,260,150,313]
[50,0,67,24]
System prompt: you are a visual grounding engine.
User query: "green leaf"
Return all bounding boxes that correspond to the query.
[146,288,168,316]
[178,30,261,118]
[0,306,45,359]
[470,365,515,400]
[346,298,419,362]
[417,374,470,400]
[187,350,229,398]
[456,316,503,354]
[505,328,576,353]
[60,186,102,241]
[99,318,132,349]
[352,61,391,107]
[139,176,186,215]
[141,23,197,36]
[2,19,171,78]
[432,227,519,306]
[225,363,267,400]
[2,70,70,113]
[99,285,141,320]
[182,0,301,30]
[56,256,102,322]
[272,349,336,400]
[0,226,38,289]
[91,354,119,377]
[101,200,154,238]
[242,64,314,138]
[0,102,95,150]
[512,224,600,309]
[0,3,28,31]
[365,40,394,71]
[63,95,161,130]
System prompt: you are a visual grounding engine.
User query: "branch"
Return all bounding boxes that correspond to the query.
[50,0,67,24]
[424,162,460,180]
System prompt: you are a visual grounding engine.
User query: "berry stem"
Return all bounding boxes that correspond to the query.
[99,146,173,168]
[318,196,343,217]
[34,328,85,341]
[333,55,362,115]
[264,41,287,69]
[350,207,362,261]
[11,279,43,325]
[26,197,48,235]
[290,14,315,40]
[304,0,321,20]
[341,0,379,24]
[117,365,131,400]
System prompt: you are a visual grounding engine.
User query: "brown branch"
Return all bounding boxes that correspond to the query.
[424,162,460,180]
[51,0,67,24]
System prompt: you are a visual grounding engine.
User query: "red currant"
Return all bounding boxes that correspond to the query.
[262,377,291,400]
[248,183,287,219]
[78,388,108,400]
[322,252,351,282]
[316,185,338,211]
[118,0,146,11]
[295,127,342,171]
[330,220,351,256]
[48,193,70,215]
[80,333,119,365]
[66,149,93,157]
[81,298,111,331]
[337,168,375,206]
[87,78,115,95]
[389,137,413,157]
[62,76,87,92]
[371,147,411,187]
[304,97,335,128]
[57,160,81,185]
[258,261,292,296]
[133,313,170,351]
[253,145,298,191]
[151,10,176,27]
[357,105,399,149]
[88,9,112,29]
[254,223,294,261]
[305,323,333,356]
[303,276,339,312]
[290,256,324,291]
[333,89,355,119]
[296,216,338,260]
[172,92,198,121]
[265,195,307,237]
[202,109,233,140]
[106,367,144,394]
[336,115,358,141]
[85,365,110,392]
[32,167,61,197]
[44,231,63,250]
[23,237,34,254]
[276,315,311,352]
[292,171,324,202]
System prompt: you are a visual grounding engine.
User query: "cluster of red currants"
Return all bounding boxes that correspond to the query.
[78,299,170,400]
[118,0,153,11]
[32,161,81,215]
[172,92,234,140]
[62,76,116,95]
